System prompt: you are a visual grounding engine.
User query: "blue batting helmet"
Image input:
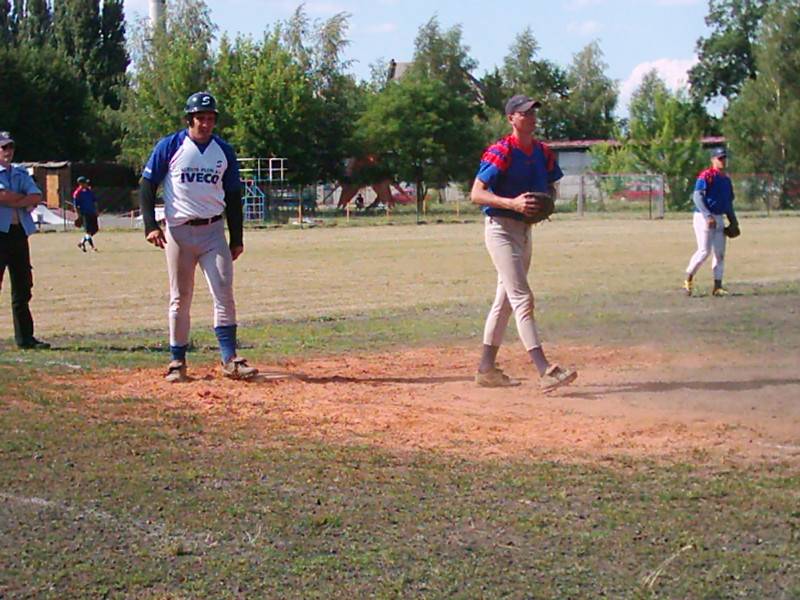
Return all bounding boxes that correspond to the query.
[184,92,218,115]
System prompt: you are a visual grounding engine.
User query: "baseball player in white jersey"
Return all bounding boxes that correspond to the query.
[139,92,258,382]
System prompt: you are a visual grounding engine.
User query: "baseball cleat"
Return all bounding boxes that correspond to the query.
[475,366,521,388]
[221,356,259,380]
[165,359,188,383]
[540,364,578,393]
[712,287,729,297]
[17,337,51,350]
[683,279,693,296]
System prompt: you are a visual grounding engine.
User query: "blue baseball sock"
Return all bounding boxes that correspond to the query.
[214,325,237,363]
[170,344,188,362]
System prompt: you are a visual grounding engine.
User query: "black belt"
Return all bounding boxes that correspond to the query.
[186,214,223,226]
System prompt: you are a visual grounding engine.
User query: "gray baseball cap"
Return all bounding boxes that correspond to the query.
[711,147,727,159]
[505,94,542,115]
[0,131,14,147]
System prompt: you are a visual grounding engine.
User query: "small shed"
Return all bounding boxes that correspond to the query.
[24,161,71,209]
[22,161,139,212]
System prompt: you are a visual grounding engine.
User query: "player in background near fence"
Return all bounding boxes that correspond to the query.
[0,131,50,349]
[139,92,258,383]
[470,95,578,393]
[72,176,99,252]
[684,147,739,297]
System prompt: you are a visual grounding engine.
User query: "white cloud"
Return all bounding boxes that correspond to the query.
[654,0,701,5]
[619,57,698,114]
[567,20,602,36]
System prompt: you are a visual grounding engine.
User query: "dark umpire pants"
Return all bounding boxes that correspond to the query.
[0,224,35,346]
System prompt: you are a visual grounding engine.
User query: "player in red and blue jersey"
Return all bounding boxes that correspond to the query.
[470,94,577,393]
[684,147,738,297]
[72,176,99,251]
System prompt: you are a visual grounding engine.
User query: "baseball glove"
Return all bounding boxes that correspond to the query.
[73,215,83,228]
[724,223,740,238]
[523,192,555,225]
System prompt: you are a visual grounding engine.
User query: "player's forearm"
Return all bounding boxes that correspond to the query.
[470,180,517,211]
[138,178,160,235]
[224,188,243,248]
[692,191,710,217]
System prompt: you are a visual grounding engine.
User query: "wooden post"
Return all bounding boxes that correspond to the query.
[298,187,303,229]
[578,175,585,217]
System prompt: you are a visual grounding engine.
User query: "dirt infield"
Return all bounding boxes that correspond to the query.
[60,344,800,465]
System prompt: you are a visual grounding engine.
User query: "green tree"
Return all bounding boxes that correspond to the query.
[479,67,505,114]
[97,0,128,109]
[627,71,707,210]
[0,44,91,160]
[356,73,483,217]
[9,0,21,41]
[724,1,800,207]
[501,27,568,139]
[210,32,317,180]
[560,41,618,140]
[409,16,481,108]
[307,10,362,181]
[587,139,639,201]
[119,0,215,168]
[18,0,50,47]
[0,1,11,47]
[688,0,771,104]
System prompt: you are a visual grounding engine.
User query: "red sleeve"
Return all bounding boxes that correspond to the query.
[480,138,512,172]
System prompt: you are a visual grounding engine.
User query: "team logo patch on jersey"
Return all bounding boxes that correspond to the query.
[180,166,221,184]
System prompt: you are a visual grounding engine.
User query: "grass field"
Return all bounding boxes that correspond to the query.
[1,214,799,598]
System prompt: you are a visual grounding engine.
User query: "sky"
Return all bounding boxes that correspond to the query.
[123,0,715,116]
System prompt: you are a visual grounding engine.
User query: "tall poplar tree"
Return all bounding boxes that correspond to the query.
[560,41,618,140]
[18,0,50,47]
[0,0,12,46]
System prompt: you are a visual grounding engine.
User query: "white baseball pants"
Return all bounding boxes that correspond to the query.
[482,215,542,351]
[686,212,726,281]
[165,219,236,347]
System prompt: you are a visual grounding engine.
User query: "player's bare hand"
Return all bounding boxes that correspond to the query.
[146,229,167,249]
[706,216,717,229]
[512,192,537,216]
[516,192,550,217]
[230,245,244,261]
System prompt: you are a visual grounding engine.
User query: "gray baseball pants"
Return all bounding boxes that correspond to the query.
[482,215,542,351]
[165,219,236,347]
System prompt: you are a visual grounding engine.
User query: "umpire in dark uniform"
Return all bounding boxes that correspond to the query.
[0,131,50,349]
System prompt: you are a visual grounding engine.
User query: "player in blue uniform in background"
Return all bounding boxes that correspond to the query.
[72,176,99,252]
[684,147,738,297]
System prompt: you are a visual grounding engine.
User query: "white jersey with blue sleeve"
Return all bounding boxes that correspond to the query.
[142,130,241,227]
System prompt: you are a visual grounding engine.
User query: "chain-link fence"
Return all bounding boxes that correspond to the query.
[729,173,800,211]
[558,174,666,218]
